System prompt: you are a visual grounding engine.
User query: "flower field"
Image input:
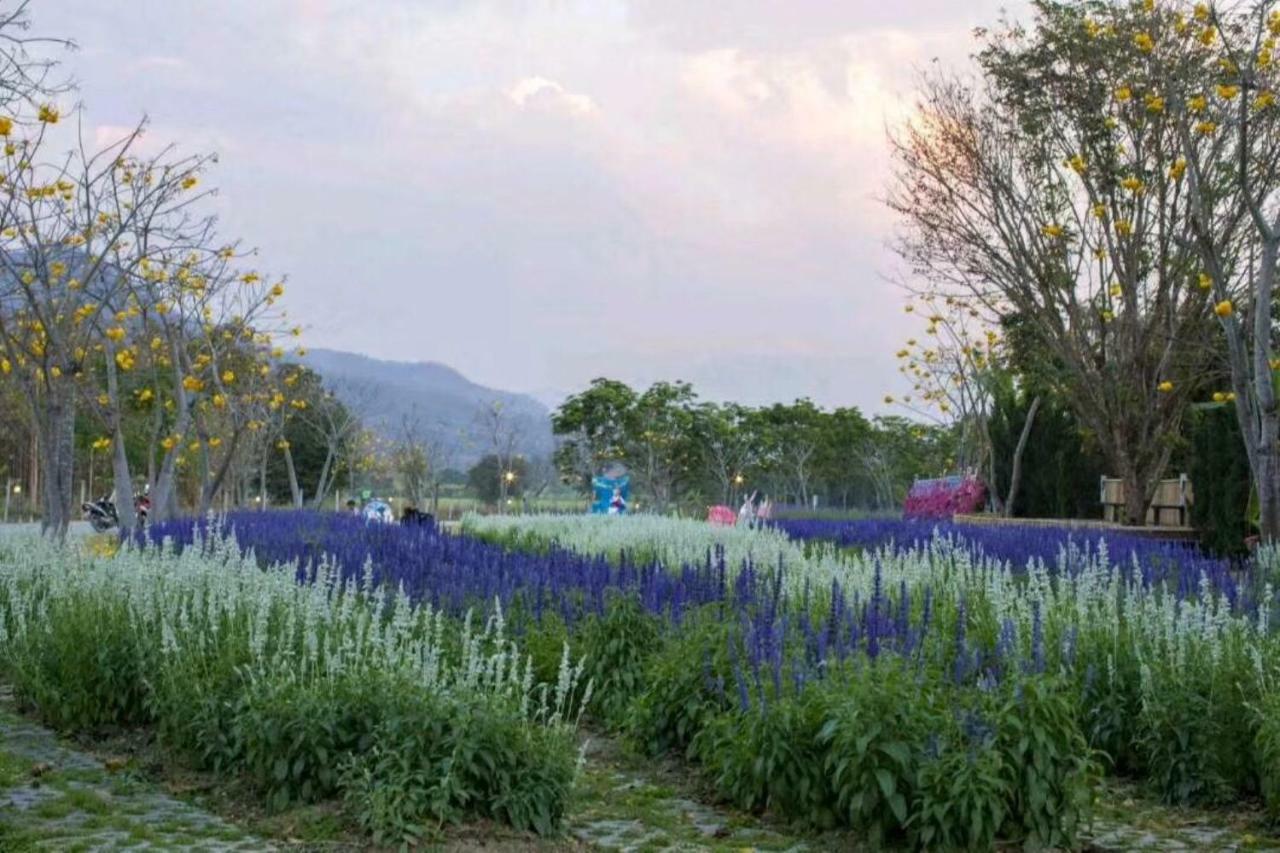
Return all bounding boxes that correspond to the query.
[4,510,1280,847]
[0,525,587,843]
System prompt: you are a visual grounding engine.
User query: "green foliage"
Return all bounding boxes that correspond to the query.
[626,619,731,758]
[578,595,662,727]
[6,588,153,730]
[551,377,952,511]
[466,454,529,505]
[342,691,576,844]
[1253,690,1280,820]
[989,374,1105,519]
[815,668,932,843]
[993,677,1097,847]
[693,690,835,828]
[1186,403,1252,555]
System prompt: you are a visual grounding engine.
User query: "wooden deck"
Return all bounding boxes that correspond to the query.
[952,513,1198,541]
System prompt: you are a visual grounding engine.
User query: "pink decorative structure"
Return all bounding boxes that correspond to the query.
[707,505,736,526]
[904,476,987,520]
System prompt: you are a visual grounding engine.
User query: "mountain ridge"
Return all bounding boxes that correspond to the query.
[300,348,554,469]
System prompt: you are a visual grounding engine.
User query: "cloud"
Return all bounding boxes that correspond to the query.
[33,0,1027,414]
[507,76,597,115]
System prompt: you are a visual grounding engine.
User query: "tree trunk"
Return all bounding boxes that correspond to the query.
[1257,424,1280,544]
[199,429,243,515]
[258,449,269,510]
[283,445,303,508]
[1121,467,1149,527]
[111,436,136,533]
[310,444,336,509]
[39,386,76,540]
[1004,396,1041,519]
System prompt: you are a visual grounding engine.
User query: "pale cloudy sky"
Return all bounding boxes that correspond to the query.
[39,0,1022,411]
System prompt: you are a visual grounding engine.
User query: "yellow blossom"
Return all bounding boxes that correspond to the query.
[1133,33,1154,53]
[91,437,112,451]
[1256,91,1277,110]
[1067,154,1087,174]
[1196,121,1218,135]
[1092,203,1107,219]
[1110,283,1123,297]
[97,393,110,407]
[276,439,290,450]
[222,369,236,384]
[161,435,178,451]
[1200,27,1216,45]
[1169,158,1187,180]
[115,350,135,372]
[1115,219,1133,236]
[1188,94,1208,113]
[270,283,285,298]
[1084,18,1102,38]
[1115,85,1133,102]
[181,176,199,190]
[0,358,9,375]
[1145,93,1164,113]
[208,437,222,449]
[188,441,202,452]
[1101,310,1114,323]
[136,388,154,403]
[1214,300,1234,317]
[1158,380,1174,392]
[0,117,11,136]
[1121,176,1143,193]
[1216,84,1240,100]
[1199,272,1213,290]
[37,104,59,123]
[105,326,126,343]
[182,375,205,393]
[1041,223,1065,238]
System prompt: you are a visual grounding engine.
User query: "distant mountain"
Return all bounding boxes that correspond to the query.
[300,349,554,469]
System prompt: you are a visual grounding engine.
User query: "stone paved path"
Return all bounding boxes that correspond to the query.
[0,709,268,851]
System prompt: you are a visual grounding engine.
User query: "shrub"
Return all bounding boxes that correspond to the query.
[577,595,661,727]
[626,618,731,758]
[342,690,577,844]
[693,690,835,828]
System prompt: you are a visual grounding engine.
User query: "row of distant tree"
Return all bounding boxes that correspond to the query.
[549,378,957,513]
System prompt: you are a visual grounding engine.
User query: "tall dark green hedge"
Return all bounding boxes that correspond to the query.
[1184,403,1252,556]
[989,385,1105,520]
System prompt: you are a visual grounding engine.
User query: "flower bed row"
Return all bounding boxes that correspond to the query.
[772,516,1246,602]
[0,529,587,844]
[147,509,1280,847]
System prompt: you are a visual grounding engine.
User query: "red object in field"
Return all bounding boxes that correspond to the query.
[707,505,736,526]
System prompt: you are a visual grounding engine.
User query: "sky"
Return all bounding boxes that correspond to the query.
[38,0,1023,412]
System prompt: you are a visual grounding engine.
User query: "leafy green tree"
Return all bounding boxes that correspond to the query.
[467,454,528,505]
[551,378,636,490]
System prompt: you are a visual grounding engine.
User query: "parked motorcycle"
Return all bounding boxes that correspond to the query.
[81,495,118,533]
[81,487,151,532]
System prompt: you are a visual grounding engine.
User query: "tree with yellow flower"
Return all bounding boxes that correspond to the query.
[1163,1,1280,542]
[888,0,1223,525]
